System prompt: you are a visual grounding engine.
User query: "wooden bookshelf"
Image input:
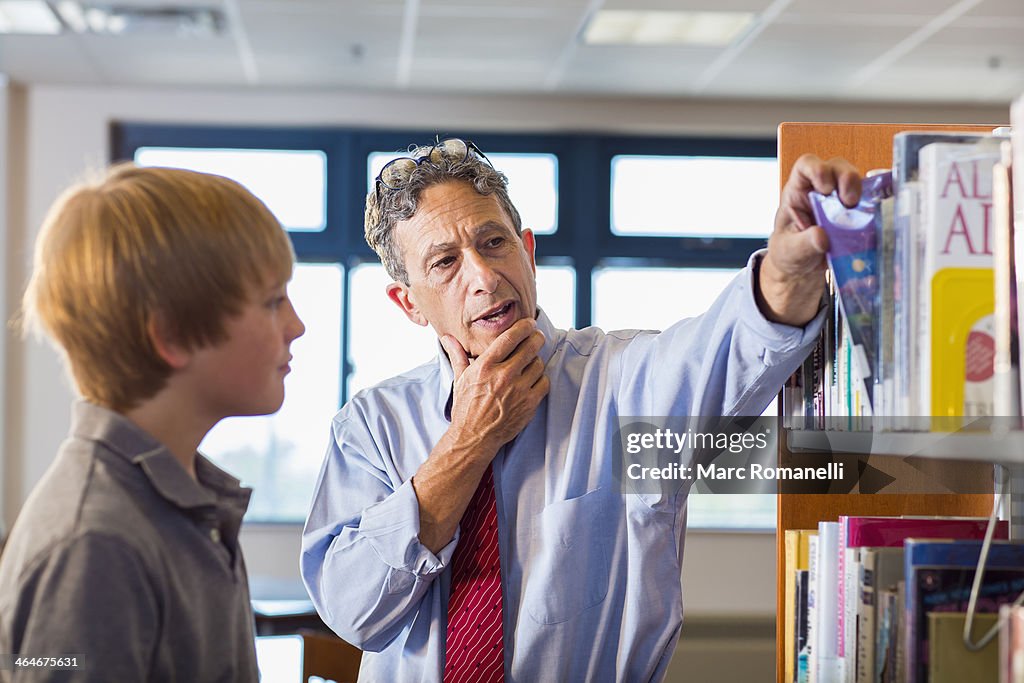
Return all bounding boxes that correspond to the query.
[774,122,1000,683]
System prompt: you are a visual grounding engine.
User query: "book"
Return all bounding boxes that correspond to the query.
[904,539,1024,683]
[928,611,1000,683]
[857,547,902,683]
[998,604,1024,683]
[807,533,820,683]
[1011,96,1024,414]
[838,516,1006,683]
[818,521,841,683]
[917,137,1003,420]
[787,529,818,683]
[876,586,900,683]
[797,570,811,683]
[993,140,1020,419]
[891,131,991,418]
[876,188,896,418]
[809,171,892,416]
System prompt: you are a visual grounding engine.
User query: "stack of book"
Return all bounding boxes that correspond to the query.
[782,516,1023,683]
[785,94,1024,428]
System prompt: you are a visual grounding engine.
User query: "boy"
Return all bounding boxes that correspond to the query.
[0,164,305,681]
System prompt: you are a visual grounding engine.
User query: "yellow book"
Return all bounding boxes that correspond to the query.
[927,612,999,683]
[784,529,816,683]
[918,139,1002,421]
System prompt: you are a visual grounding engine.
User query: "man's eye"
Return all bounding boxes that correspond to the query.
[486,237,505,248]
[433,257,455,270]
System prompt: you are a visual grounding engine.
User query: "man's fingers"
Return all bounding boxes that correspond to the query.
[522,356,545,383]
[833,161,862,208]
[531,374,551,400]
[479,318,537,365]
[506,330,545,371]
[441,334,470,379]
[779,156,863,235]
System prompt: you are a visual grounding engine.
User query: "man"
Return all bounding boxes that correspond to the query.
[302,138,859,681]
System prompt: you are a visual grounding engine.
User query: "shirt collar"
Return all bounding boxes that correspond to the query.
[435,307,561,419]
[70,400,252,513]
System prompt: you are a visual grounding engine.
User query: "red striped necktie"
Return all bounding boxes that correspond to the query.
[444,465,505,682]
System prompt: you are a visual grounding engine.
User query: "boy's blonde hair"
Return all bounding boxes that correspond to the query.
[22,163,295,412]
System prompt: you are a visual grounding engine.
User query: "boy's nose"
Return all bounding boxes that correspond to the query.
[287,302,306,341]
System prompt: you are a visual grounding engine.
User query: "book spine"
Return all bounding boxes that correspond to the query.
[808,534,819,683]
[818,522,841,683]
[856,548,877,683]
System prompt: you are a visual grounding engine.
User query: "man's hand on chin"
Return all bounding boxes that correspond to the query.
[441,319,549,453]
[758,153,862,327]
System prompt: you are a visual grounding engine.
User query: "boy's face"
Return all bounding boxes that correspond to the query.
[188,279,306,419]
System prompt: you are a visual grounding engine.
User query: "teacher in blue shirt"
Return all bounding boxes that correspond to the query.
[301,139,860,682]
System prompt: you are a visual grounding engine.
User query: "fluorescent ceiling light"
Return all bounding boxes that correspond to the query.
[54,2,225,36]
[583,10,754,46]
[0,0,61,34]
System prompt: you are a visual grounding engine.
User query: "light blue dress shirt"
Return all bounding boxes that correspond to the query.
[301,252,824,682]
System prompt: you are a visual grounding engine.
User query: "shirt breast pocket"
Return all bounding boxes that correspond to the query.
[523,487,616,625]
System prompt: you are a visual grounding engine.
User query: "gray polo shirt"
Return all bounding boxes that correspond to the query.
[0,401,258,682]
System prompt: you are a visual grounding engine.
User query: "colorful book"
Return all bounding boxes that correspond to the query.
[917,137,1003,420]
[787,529,818,683]
[904,539,1024,683]
[891,131,990,418]
[809,171,892,415]
[857,547,902,683]
[838,516,1007,683]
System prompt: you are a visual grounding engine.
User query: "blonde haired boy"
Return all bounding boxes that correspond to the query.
[0,164,305,681]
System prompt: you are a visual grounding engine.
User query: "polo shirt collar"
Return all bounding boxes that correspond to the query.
[70,400,252,513]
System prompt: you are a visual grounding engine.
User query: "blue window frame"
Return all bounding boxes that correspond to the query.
[111,123,776,528]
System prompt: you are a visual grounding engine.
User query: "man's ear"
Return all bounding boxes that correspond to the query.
[386,282,429,327]
[147,315,191,370]
[522,228,537,274]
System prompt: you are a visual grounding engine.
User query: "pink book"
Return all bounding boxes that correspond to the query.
[836,516,1006,678]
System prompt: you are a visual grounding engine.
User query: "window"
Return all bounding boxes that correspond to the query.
[120,127,777,528]
[611,155,777,238]
[135,147,328,231]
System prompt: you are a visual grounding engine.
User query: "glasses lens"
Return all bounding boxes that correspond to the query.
[432,139,469,164]
[379,157,418,189]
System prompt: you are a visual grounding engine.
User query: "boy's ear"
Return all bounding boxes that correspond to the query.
[386,282,428,327]
[146,315,191,370]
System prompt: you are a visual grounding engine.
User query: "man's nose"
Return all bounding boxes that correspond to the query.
[465,251,499,294]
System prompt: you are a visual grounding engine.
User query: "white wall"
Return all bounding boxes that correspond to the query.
[0,77,7,536]
[2,83,1009,616]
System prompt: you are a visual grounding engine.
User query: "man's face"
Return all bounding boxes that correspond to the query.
[387,181,537,359]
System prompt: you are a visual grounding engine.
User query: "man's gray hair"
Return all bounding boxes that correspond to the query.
[364,142,523,284]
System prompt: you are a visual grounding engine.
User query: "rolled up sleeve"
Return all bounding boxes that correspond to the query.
[300,413,456,652]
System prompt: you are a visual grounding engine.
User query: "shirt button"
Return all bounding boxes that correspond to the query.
[209,528,221,543]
